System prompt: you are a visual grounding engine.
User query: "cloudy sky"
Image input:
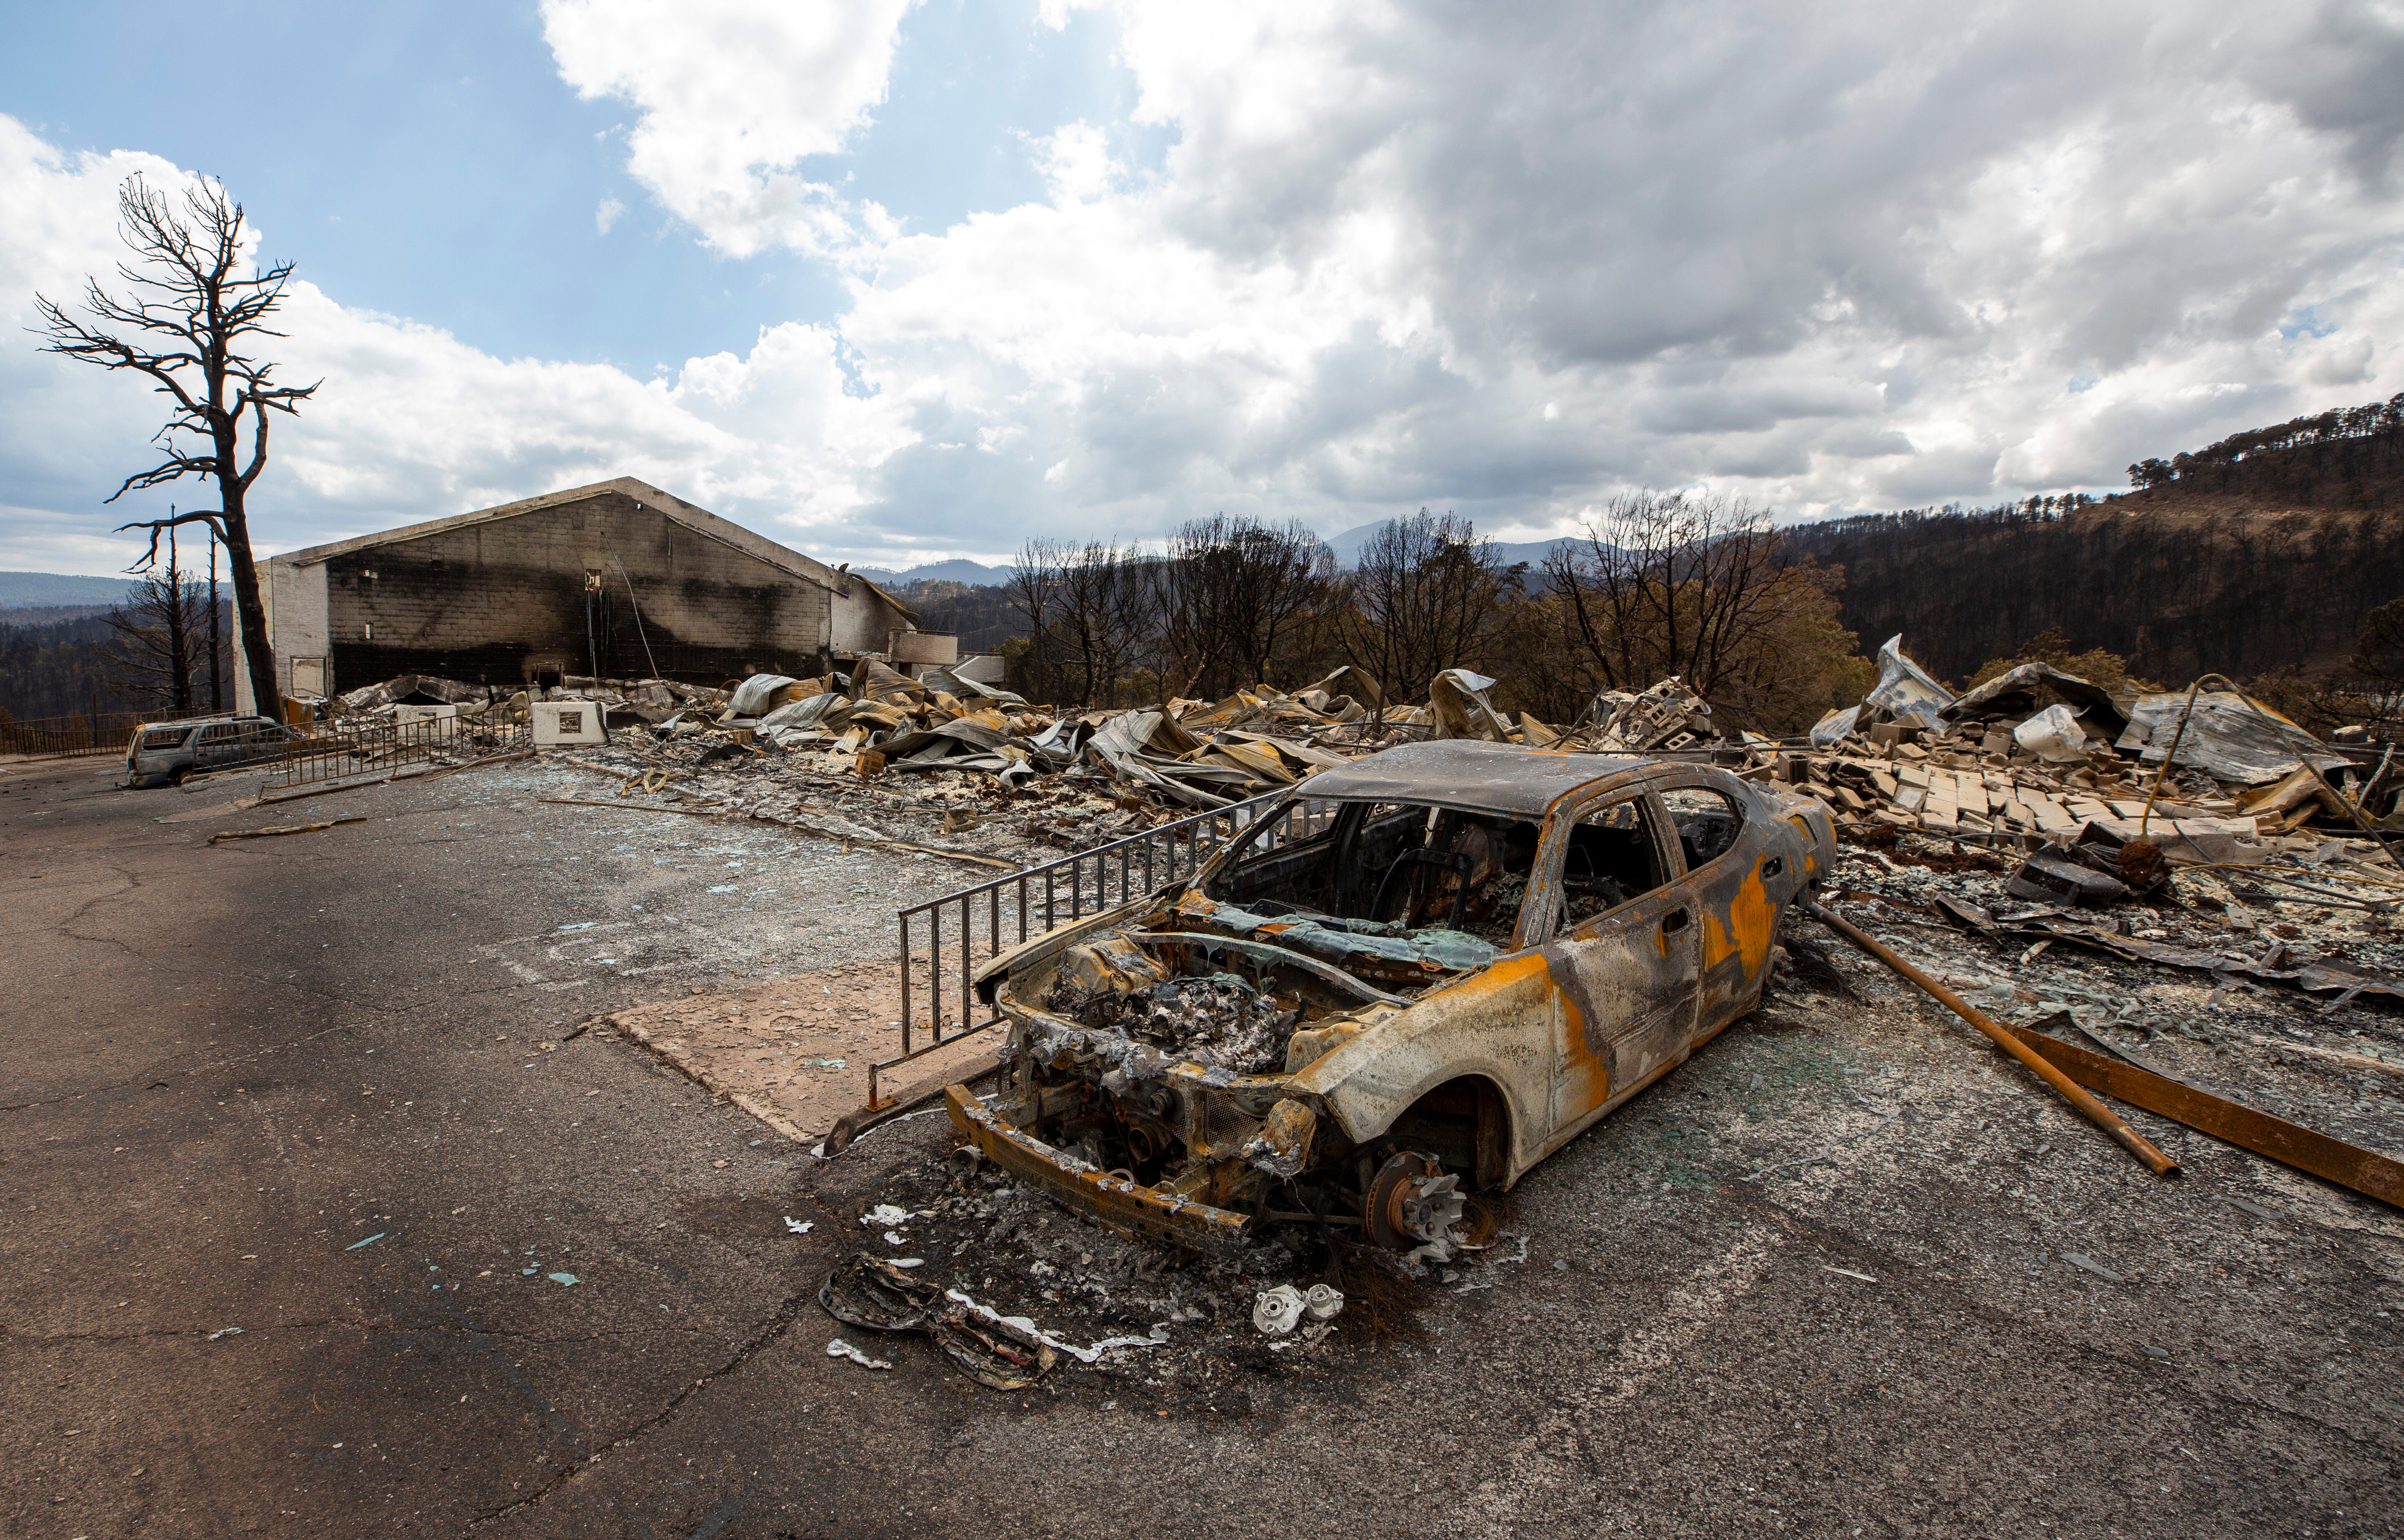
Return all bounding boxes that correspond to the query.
[3,0,2400,576]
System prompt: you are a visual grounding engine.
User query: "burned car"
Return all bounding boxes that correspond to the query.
[948,740,1834,1259]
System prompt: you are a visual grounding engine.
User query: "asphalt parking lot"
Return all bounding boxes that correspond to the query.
[3,753,2399,1538]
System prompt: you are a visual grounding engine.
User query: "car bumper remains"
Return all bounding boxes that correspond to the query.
[944,1086,1251,1255]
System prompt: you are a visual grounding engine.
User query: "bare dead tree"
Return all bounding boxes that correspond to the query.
[1154,514,1335,700]
[34,173,318,719]
[1542,491,1790,700]
[1010,539,1158,706]
[1341,510,1520,709]
[102,524,206,714]
[1006,542,1064,701]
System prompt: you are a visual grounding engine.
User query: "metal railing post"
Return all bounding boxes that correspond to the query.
[929,910,944,1034]
[958,893,973,1032]
[898,912,912,1059]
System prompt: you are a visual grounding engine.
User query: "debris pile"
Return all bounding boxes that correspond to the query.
[801,1130,1512,1395]
[313,632,2398,881]
[309,660,1649,863]
[1780,635,2399,869]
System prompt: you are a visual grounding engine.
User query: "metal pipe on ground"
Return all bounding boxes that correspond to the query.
[2011,1025,2401,1209]
[1801,895,2180,1178]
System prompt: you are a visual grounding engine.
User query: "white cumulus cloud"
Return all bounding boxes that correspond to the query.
[561,0,2404,547]
[8,1,2404,578]
[541,0,916,258]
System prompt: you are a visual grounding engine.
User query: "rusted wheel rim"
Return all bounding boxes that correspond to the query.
[1367,1150,1441,1249]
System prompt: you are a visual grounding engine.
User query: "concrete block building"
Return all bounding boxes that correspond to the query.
[236,478,917,711]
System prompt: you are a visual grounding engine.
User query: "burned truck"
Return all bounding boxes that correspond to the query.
[947,740,1835,1260]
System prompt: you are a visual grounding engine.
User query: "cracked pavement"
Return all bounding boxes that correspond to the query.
[3,754,2400,1537]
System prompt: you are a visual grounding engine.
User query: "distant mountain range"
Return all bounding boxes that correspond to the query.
[0,571,138,608]
[849,558,1016,588]
[853,526,1578,589]
[1318,521,1576,571]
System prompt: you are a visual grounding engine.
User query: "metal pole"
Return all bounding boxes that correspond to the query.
[610,553,659,678]
[208,531,222,715]
[898,912,912,1058]
[1804,897,2178,1177]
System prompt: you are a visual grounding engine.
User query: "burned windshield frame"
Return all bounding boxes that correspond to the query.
[1201,796,1411,904]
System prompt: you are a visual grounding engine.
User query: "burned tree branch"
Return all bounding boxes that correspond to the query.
[31,172,319,717]
[115,509,231,571]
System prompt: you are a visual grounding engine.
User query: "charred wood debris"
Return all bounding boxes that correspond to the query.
[321,636,2404,1389]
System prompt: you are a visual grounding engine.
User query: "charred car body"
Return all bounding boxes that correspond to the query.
[949,740,1834,1260]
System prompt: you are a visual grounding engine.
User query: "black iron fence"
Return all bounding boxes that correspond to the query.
[0,711,145,761]
[877,789,1343,1104]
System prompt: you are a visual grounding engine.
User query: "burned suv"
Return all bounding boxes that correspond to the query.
[950,740,1834,1260]
[124,714,304,787]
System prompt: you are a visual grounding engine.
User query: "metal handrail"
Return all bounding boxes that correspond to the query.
[0,711,145,760]
[876,788,1342,1105]
[265,713,529,789]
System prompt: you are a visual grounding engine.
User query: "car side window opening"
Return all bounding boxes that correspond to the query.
[1660,786,1745,871]
[1560,797,1673,929]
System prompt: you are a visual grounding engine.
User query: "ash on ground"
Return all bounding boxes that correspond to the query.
[801,1121,1512,1399]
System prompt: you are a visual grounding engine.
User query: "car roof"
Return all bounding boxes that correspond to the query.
[1299,739,1672,818]
[140,714,270,730]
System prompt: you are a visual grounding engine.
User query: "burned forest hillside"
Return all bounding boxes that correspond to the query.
[1782,393,2404,687]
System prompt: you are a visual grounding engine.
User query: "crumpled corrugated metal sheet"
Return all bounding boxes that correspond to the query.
[2116,691,2347,785]
[1863,635,1954,730]
[1941,661,2129,740]
[1428,669,1514,741]
[2007,913,2404,1003]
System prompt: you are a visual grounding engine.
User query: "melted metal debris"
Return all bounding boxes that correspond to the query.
[1049,966,1298,1075]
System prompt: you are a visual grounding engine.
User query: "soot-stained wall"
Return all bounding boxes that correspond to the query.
[322,490,836,689]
